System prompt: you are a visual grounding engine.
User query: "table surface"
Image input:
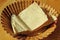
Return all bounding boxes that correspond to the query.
[0,0,60,40]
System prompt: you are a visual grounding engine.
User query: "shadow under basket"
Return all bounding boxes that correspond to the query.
[0,1,57,40]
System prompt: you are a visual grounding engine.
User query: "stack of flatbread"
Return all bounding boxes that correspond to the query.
[11,2,57,35]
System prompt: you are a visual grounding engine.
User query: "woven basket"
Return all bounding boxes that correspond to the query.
[0,0,58,40]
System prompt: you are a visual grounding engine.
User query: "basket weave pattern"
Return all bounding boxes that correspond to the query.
[0,1,59,40]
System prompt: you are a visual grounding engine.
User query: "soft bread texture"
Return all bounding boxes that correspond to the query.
[11,14,29,34]
[11,2,57,34]
[18,2,48,31]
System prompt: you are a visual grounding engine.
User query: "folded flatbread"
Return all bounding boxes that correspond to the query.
[11,2,57,34]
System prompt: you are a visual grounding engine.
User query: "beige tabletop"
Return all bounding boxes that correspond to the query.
[0,0,60,40]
